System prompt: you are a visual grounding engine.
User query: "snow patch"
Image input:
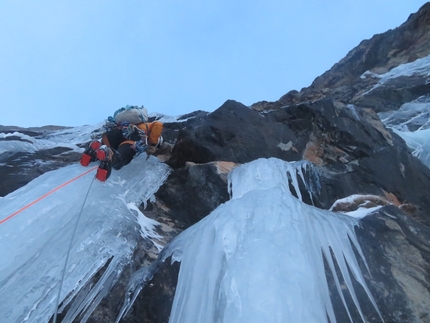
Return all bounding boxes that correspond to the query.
[148,112,201,123]
[345,206,383,219]
[126,202,164,251]
[277,141,293,151]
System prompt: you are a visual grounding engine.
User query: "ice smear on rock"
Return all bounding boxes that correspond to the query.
[161,158,382,323]
[0,123,104,155]
[394,128,430,168]
[362,54,430,94]
[379,97,430,169]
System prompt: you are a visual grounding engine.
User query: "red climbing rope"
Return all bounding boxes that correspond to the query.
[0,166,97,225]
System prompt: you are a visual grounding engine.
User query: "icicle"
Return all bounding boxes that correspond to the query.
[61,255,129,323]
[163,158,383,323]
[115,263,159,322]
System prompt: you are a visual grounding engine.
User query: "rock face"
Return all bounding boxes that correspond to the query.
[2,3,430,323]
[356,206,430,323]
[269,99,430,227]
[251,2,430,113]
[0,126,82,197]
[155,161,234,226]
[167,100,301,168]
[137,98,430,323]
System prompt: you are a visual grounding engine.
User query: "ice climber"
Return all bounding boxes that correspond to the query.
[80,106,164,182]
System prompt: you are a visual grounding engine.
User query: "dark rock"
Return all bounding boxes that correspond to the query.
[0,125,70,136]
[150,110,209,145]
[0,148,81,197]
[155,161,234,227]
[121,259,179,323]
[356,137,430,226]
[355,206,430,323]
[354,75,430,112]
[265,98,430,227]
[325,204,430,323]
[0,125,82,197]
[168,100,300,168]
[270,99,394,160]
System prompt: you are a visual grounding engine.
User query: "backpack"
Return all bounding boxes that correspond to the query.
[110,105,148,125]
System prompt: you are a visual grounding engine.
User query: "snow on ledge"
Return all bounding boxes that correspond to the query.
[330,194,389,219]
[361,54,430,93]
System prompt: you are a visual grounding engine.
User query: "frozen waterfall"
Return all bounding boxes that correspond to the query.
[0,155,170,323]
[161,158,382,323]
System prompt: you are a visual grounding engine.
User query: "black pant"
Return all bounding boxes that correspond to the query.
[104,128,136,170]
[112,143,136,170]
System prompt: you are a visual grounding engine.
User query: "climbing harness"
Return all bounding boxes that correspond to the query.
[120,122,148,140]
[133,139,148,156]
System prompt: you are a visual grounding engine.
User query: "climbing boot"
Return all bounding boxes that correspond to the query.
[95,146,113,182]
[80,140,101,166]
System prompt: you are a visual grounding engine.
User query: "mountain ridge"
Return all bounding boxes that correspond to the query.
[251,2,430,112]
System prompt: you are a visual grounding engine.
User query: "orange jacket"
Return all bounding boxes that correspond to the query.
[135,121,163,145]
[102,121,163,148]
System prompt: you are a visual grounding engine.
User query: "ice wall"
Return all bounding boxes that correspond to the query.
[0,155,170,323]
[162,158,381,323]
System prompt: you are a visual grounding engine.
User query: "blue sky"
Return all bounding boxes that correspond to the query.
[0,1,428,127]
